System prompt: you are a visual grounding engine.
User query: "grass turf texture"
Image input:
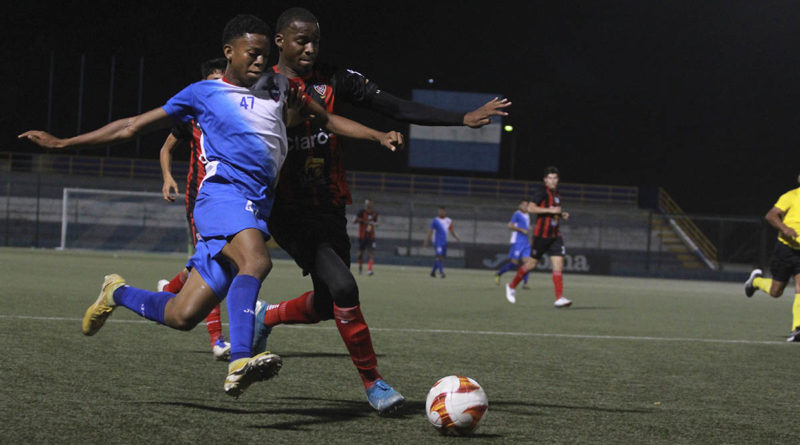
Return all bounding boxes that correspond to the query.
[1,246,799,444]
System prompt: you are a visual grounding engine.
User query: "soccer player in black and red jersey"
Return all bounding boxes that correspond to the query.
[505,166,574,308]
[248,7,511,414]
[353,198,378,275]
[158,57,232,361]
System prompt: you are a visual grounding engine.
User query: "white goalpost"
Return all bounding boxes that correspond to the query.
[60,187,189,252]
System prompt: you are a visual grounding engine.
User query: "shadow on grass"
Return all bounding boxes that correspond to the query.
[489,400,653,414]
[149,397,426,431]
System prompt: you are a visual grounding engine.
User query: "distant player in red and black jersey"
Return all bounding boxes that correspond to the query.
[505,166,574,308]
[353,198,378,275]
[250,7,511,414]
[158,57,231,361]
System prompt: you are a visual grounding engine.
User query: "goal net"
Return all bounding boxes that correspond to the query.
[60,188,189,252]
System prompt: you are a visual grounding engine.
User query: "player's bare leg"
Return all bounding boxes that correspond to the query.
[219,228,282,396]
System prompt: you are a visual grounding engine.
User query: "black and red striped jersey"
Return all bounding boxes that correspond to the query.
[272,65,464,211]
[355,209,378,239]
[531,186,562,238]
[170,120,206,216]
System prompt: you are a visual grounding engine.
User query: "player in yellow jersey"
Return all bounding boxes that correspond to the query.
[744,172,800,341]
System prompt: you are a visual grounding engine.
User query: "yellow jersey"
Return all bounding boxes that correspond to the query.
[774,187,800,249]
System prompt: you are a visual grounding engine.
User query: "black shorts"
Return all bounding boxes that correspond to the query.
[358,237,375,252]
[268,204,351,275]
[531,236,565,260]
[769,242,800,282]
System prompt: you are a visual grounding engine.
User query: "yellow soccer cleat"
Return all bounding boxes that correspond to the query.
[81,274,126,336]
[224,351,282,398]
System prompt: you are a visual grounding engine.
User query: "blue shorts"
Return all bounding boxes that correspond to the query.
[508,243,531,260]
[435,244,447,257]
[187,182,271,299]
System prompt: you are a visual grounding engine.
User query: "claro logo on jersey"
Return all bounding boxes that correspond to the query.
[288,130,333,151]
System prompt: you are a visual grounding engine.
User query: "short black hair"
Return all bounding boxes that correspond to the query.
[200,57,227,79]
[276,7,318,33]
[222,14,271,45]
[543,166,560,177]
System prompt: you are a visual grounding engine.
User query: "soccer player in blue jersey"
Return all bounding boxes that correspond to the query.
[424,206,460,278]
[495,200,531,287]
[18,14,402,397]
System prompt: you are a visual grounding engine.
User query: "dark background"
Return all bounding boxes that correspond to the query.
[4,1,800,215]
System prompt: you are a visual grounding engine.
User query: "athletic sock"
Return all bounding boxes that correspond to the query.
[432,260,441,274]
[113,286,173,325]
[358,259,363,273]
[264,291,319,327]
[753,277,772,294]
[226,275,261,362]
[523,272,529,284]
[205,305,222,345]
[793,294,800,330]
[163,271,186,293]
[333,304,382,389]
[497,262,516,276]
[509,266,527,289]
[368,258,373,272]
[553,270,564,299]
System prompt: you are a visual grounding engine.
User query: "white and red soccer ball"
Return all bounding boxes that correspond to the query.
[425,375,488,436]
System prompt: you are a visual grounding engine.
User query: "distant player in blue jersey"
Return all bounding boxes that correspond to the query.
[424,206,460,278]
[495,200,530,287]
[18,14,402,398]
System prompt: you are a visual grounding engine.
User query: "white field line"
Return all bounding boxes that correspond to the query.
[0,314,788,345]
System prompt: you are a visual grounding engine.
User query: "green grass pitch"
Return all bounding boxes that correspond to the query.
[1,247,799,444]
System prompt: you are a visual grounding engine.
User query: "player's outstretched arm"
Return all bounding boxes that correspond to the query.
[18,108,173,150]
[159,133,184,202]
[462,97,511,128]
[369,91,510,128]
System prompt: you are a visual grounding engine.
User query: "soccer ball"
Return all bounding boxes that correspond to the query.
[425,375,488,436]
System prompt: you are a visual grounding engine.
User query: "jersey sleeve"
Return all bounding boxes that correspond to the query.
[775,191,794,212]
[430,219,436,229]
[162,83,198,124]
[510,212,521,226]
[333,68,464,125]
[250,72,290,102]
[530,188,546,206]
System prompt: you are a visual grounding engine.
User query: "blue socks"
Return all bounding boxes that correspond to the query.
[497,262,516,276]
[226,275,262,362]
[114,286,173,325]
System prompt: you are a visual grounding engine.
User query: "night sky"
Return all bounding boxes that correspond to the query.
[5,1,800,216]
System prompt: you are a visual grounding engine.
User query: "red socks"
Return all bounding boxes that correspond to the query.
[509,266,527,289]
[368,259,373,272]
[334,304,381,388]
[264,291,319,327]
[553,270,564,299]
[163,270,187,293]
[205,305,222,344]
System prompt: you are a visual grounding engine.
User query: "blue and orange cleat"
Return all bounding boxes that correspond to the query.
[366,379,405,414]
[252,300,272,354]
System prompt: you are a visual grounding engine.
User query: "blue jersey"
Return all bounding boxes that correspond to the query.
[162,75,289,214]
[509,210,530,247]
[430,217,453,247]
